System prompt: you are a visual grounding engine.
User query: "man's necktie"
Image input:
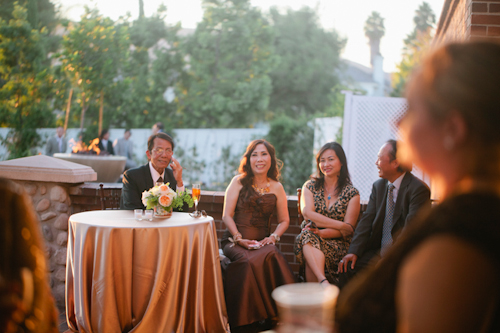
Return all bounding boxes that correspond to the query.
[157,176,163,184]
[380,183,396,256]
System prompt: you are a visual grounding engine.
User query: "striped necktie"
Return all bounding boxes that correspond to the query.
[380,183,396,256]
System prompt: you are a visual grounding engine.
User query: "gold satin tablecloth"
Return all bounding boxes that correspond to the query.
[65,210,230,333]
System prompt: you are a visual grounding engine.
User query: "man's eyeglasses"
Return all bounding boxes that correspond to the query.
[152,148,173,155]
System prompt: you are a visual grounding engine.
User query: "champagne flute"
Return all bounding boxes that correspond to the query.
[192,183,201,217]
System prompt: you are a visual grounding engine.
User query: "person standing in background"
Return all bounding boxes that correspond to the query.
[151,122,164,135]
[97,129,114,155]
[45,126,67,156]
[114,129,137,170]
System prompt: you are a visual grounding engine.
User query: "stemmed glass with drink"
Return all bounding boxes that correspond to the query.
[191,183,201,217]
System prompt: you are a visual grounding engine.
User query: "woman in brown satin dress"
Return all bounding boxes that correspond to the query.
[221,139,296,331]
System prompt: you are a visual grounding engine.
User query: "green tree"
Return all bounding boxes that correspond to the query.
[58,7,128,136]
[0,3,54,158]
[0,0,57,30]
[112,5,184,130]
[266,115,314,194]
[177,0,277,128]
[268,7,345,118]
[392,2,435,97]
[364,11,385,66]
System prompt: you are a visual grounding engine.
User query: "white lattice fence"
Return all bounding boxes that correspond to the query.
[342,92,431,201]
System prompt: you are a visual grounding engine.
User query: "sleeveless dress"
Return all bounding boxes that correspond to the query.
[336,191,500,333]
[294,180,359,285]
[221,191,296,328]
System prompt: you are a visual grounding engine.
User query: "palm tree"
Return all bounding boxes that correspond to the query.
[364,11,385,66]
[139,0,145,18]
[404,2,436,51]
[414,2,436,33]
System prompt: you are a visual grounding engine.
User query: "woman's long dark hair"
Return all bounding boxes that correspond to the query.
[238,139,282,201]
[0,179,59,332]
[313,142,352,195]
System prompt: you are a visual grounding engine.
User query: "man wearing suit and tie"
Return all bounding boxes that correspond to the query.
[338,140,430,288]
[46,126,67,156]
[120,132,184,210]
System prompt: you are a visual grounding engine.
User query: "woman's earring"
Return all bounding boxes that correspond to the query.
[443,136,455,151]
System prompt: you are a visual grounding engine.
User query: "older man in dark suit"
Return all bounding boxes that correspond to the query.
[338,140,431,288]
[120,132,184,210]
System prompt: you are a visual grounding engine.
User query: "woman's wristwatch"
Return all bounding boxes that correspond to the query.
[270,233,280,242]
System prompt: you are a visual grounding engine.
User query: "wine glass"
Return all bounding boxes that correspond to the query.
[192,183,201,217]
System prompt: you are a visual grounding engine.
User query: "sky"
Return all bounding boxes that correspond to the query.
[54,0,445,73]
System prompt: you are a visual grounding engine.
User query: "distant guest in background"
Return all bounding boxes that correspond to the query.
[45,126,67,156]
[0,178,59,333]
[114,129,137,170]
[151,122,164,135]
[97,129,114,155]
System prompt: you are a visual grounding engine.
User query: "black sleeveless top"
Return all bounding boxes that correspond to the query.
[336,191,500,333]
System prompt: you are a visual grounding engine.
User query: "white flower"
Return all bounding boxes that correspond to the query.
[151,186,161,197]
[141,191,151,206]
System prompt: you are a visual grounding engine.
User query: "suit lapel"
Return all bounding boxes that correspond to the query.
[392,173,411,223]
[373,180,389,234]
[142,164,154,190]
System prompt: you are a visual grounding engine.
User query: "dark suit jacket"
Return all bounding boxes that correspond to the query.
[98,140,115,155]
[120,163,177,210]
[348,172,431,257]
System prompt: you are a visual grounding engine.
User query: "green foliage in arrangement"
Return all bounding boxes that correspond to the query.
[0,3,54,158]
[177,0,277,128]
[268,7,345,118]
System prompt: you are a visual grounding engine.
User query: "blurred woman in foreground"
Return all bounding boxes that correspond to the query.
[0,179,58,333]
[336,41,500,332]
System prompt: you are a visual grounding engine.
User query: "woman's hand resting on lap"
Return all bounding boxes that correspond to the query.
[239,239,261,249]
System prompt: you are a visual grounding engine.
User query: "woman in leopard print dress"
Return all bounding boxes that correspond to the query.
[294,142,360,286]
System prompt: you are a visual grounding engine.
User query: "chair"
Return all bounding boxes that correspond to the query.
[98,183,121,210]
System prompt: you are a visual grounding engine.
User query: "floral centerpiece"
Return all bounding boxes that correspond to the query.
[142,183,194,218]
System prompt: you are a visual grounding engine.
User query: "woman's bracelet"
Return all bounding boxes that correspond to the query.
[229,232,242,247]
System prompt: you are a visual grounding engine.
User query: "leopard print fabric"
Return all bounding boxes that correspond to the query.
[294,179,359,285]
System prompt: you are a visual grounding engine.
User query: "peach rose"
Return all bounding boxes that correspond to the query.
[159,194,172,207]
[159,184,169,193]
